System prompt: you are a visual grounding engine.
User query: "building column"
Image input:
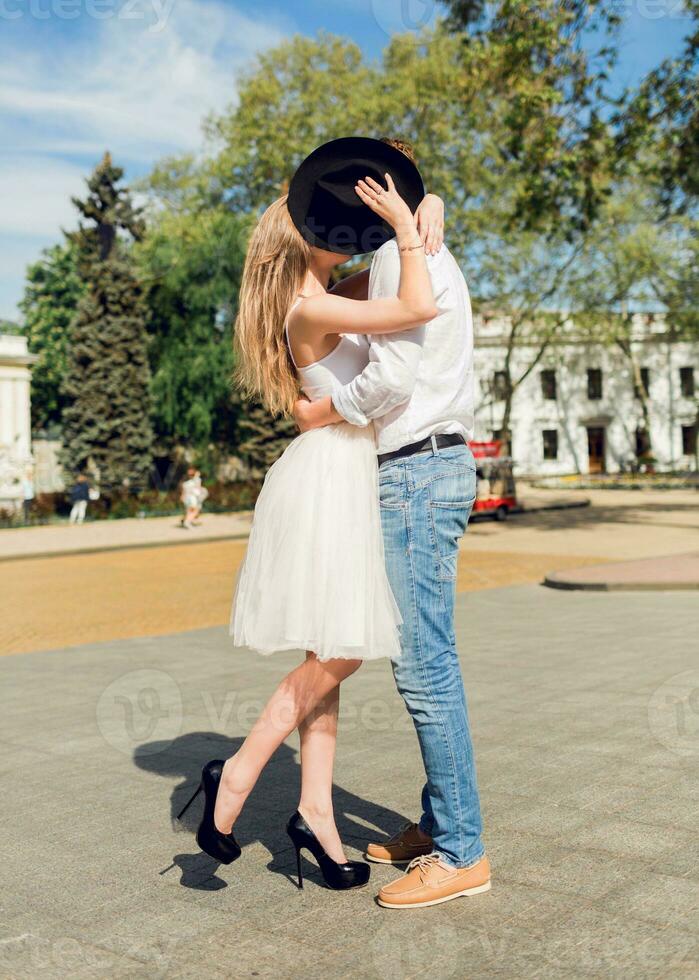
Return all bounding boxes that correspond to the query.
[0,372,14,448]
[13,372,32,460]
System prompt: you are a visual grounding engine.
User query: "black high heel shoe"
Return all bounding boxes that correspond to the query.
[286,810,370,890]
[177,759,242,865]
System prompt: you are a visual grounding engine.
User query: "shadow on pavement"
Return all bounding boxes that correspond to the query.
[135,732,407,891]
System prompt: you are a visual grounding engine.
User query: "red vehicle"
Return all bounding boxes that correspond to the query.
[469,440,517,521]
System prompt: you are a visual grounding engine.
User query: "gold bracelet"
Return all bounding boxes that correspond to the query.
[399,242,424,253]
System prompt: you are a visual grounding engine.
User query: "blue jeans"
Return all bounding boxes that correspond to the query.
[379,441,484,868]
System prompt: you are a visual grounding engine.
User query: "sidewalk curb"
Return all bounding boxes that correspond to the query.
[0,532,251,563]
[543,575,699,592]
[0,498,589,563]
[519,499,590,514]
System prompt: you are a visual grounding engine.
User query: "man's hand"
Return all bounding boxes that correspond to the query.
[293,395,342,433]
[415,193,444,256]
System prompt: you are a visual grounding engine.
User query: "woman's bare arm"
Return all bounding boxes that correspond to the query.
[291,290,436,338]
[293,174,437,338]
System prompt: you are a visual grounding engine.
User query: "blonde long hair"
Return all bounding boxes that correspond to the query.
[234,196,311,417]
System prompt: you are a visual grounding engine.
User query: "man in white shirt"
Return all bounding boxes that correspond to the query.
[294,191,489,909]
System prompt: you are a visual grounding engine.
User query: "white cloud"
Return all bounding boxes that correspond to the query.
[0,157,85,238]
[0,0,289,317]
[1,0,287,159]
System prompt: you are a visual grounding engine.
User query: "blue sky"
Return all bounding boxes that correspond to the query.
[0,0,692,320]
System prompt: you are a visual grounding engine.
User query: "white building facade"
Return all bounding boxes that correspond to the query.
[0,334,35,508]
[473,315,698,476]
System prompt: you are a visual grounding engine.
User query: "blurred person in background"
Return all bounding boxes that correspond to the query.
[68,474,90,525]
[180,467,202,529]
[21,468,35,523]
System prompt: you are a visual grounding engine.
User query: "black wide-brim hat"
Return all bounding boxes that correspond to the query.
[287,136,425,256]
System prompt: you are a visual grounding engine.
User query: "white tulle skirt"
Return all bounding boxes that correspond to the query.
[230,422,402,661]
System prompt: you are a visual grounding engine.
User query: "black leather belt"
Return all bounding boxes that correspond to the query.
[378,433,466,467]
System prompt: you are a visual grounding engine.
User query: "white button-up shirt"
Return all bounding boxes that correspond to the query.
[332,239,475,454]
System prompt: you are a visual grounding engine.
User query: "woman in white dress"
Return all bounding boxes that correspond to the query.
[177,138,439,889]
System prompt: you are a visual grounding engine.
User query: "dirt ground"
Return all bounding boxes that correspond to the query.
[4,488,696,656]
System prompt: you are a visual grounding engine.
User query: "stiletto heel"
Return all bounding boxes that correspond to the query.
[294,846,304,889]
[177,759,242,865]
[176,783,202,820]
[286,811,369,891]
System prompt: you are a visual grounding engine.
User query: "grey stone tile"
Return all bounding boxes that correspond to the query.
[619,793,699,834]
[600,871,699,930]
[492,840,639,901]
[0,917,151,979]
[572,816,696,863]
[649,837,699,882]
[2,585,698,976]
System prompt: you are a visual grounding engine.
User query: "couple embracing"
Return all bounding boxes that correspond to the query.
[178,137,489,910]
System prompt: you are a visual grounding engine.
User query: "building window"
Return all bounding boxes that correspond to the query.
[587,368,603,400]
[541,370,557,400]
[680,367,695,399]
[492,371,508,400]
[634,367,650,400]
[542,429,558,460]
[682,424,697,456]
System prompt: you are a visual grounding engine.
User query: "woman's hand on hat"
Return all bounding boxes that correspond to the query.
[355,173,413,232]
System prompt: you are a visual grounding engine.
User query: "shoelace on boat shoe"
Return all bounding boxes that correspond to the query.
[407,853,442,878]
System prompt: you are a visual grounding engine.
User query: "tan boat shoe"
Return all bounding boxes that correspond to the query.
[377,853,491,909]
[365,822,433,866]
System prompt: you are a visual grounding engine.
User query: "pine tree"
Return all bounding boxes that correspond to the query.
[61,153,154,498]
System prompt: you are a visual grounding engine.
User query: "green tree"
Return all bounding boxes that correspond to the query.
[137,206,248,453]
[618,1,698,213]
[570,169,698,464]
[19,241,83,430]
[442,0,621,233]
[207,33,381,212]
[61,153,154,497]
[234,400,297,476]
[475,233,582,449]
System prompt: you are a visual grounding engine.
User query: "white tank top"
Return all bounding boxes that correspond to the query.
[285,298,369,402]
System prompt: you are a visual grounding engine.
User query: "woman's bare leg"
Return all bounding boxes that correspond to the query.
[214,652,360,833]
[297,683,346,862]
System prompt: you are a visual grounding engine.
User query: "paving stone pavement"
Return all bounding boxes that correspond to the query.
[1,585,697,979]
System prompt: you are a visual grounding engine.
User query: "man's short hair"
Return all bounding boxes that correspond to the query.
[381,137,417,165]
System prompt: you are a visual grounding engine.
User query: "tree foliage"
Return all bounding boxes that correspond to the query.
[136,205,249,452]
[618,0,699,213]
[61,154,154,496]
[442,0,622,233]
[20,10,699,479]
[19,241,83,430]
